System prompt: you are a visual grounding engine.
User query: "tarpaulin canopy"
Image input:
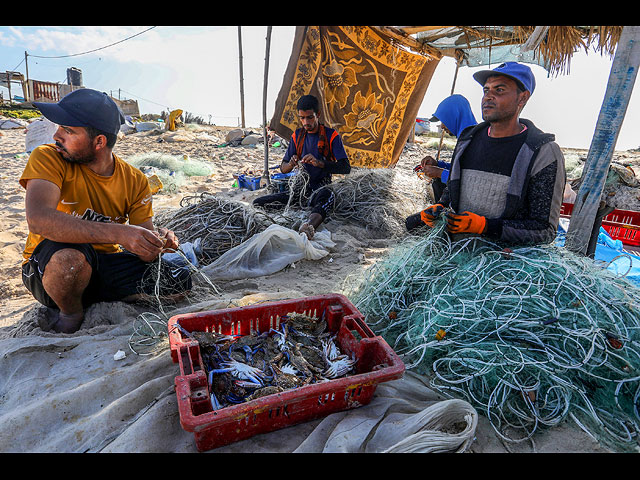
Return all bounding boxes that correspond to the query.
[388,26,623,74]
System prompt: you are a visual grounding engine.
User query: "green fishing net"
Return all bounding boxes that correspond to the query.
[344,219,640,451]
[125,152,214,193]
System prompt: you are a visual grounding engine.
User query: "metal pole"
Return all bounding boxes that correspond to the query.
[566,26,640,255]
[262,26,273,186]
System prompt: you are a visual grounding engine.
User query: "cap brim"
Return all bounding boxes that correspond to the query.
[472,70,493,86]
[33,101,89,128]
[473,70,526,92]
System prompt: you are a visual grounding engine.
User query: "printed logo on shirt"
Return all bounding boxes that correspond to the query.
[61,199,78,205]
[80,208,112,223]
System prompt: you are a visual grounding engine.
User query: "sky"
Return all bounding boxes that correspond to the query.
[1,25,639,151]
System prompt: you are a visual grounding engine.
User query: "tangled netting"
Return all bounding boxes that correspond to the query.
[126,152,214,193]
[328,168,426,237]
[276,167,426,237]
[154,193,274,265]
[343,219,640,452]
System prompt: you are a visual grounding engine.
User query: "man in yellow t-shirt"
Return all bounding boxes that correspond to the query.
[20,88,191,333]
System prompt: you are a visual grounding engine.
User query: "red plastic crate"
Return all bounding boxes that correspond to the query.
[560,202,640,246]
[168,293,405,451]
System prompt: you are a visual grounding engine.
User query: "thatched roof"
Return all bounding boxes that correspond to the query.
[381,26,623,75]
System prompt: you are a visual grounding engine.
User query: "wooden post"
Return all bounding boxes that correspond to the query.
[436,56,461,160]
[7,71,12,106]
[238,26,246,128]
[262,26,273,186]
[566,26,640,255]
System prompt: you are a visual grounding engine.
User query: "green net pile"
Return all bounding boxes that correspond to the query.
[343,219,640,452]
[125,152,214,193]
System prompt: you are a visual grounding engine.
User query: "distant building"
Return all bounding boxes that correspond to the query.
[1,67,139,117]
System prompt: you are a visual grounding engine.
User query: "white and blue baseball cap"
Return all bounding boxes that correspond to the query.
[473,61,536,94]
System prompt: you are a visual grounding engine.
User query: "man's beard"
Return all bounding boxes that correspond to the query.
[56,142,94,165]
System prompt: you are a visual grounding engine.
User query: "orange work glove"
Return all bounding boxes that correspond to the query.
[420,204,444,227]
[445,211,487,234]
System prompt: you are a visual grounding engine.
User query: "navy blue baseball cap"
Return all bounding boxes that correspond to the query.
[34,88,125,135]
[473,62,536,94]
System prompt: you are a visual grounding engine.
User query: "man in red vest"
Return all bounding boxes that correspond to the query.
[254,95,351,239]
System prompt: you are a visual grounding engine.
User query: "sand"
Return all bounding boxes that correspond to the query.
[0,122,627,453]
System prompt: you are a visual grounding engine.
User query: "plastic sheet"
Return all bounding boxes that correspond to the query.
[201,224,335,280]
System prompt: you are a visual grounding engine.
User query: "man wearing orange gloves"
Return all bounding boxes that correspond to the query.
[420,62,566,245]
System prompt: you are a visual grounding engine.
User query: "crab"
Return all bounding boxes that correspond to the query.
[192,331,234,352]
[297,344,326,372]
[321,336,341,362]
[285,312,327,337]
[208,371,248,406]
[210,359,266,386]
[234,332,268,350]
[324,355,356,379]
[246,385,283,401]
[270,363,306,389]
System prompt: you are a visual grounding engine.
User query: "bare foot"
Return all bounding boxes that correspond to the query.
[39,308,84,333]
[299,223,315,240]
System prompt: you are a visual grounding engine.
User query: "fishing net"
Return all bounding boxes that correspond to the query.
[125,152,214,193]
[154,193,274,265]
[328,168,427,237]
[267,166,428,237]
[343,217,640,452]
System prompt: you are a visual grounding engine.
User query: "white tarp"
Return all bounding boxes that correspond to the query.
[0,295,611,453]
[24,117,58,153]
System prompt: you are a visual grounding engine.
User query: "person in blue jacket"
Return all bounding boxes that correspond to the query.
[407,94,476,231]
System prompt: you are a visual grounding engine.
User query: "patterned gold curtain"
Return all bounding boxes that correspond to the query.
[270,26,440,168]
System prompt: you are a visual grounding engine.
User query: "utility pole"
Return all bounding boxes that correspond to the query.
[24,51,30,102]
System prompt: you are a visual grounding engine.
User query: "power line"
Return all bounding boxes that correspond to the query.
[27,26,157,59]
[117,88,171,110]
[11,58,25,71]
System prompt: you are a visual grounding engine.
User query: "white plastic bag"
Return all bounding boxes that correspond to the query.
[201,224,335,280]
[25,117,58,152]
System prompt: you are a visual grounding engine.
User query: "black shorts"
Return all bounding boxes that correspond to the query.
[22,239,192,310]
